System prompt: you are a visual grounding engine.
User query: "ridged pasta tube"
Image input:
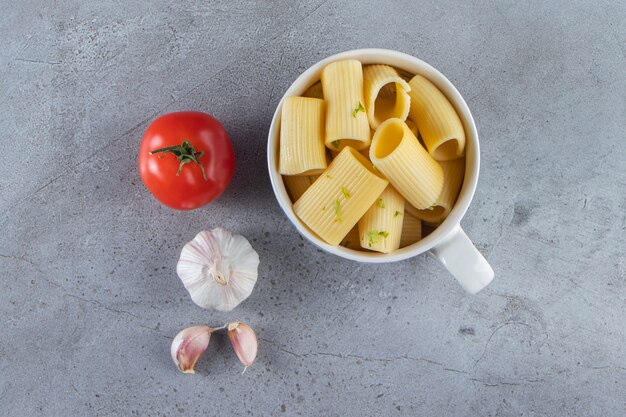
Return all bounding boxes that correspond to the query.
[408,75,465,161]
[406,158,465,224]
[358,185,404,253]
[363,64,411,130]
[339,226,361,250]
[405,119,418,138]
[294,147,388,246]
[370,118,443,209]
[279,97,327,175]
[303,81,324,99]
[399,212,422,248]
[283,175,319,203]
[321,60,370,151]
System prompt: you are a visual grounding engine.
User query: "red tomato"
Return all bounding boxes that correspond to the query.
[138,112,235,210]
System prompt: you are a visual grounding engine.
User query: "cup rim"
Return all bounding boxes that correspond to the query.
[267,48,479,263]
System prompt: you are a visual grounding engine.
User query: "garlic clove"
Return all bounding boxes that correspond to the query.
[227,322,258,370]
[170,326,212,374]
[177,228,260,312]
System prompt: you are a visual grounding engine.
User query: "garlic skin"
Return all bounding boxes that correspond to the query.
[177,228,260,311]
[228,322,258,369]
[171,326,212,374]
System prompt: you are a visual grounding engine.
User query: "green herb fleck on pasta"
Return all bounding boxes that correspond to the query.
[367,230,389,247]
[333,198,342,222]
[341,186,350,199]
[377,198,385,208]
[352,101,365,118]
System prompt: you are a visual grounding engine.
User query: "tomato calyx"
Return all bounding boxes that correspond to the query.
[149,140,208,181]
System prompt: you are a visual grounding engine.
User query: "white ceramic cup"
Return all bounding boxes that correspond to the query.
[267,49,494,294]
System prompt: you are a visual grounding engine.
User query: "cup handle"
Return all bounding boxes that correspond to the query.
[431,225,494,294]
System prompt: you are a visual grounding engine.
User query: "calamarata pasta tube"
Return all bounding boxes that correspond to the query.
[370,118,443,209]
[279,97,327,175]
[408,75,465,161]
[303,81,324,99]
[363,64,411,130]
[405,119,418,138]
[406,158,465,224]
[321,60,370,151]
[358,185,404,253]
[293,147,388,246]
[340,226,361,250]
[399,212,422,248]
[283,175,319,203]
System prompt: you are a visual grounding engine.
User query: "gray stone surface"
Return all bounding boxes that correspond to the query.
[1,0,625,415]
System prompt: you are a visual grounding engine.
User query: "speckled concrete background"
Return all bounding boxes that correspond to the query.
[1,1,625,416]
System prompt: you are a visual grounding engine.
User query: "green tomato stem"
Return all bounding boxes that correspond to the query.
[149,140,207,181]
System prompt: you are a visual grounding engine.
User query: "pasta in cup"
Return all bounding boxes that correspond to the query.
[370,118,443,210]
[405,119,418,138]
[358,185,404,253]
[340,226,361,250]
[283,174,319,202]
[279,97,327,175]
[399,212,422,248]
[408,75,465,161]
[293,147,388,246]
[406,158,465,224]
[321,60,370,151]
[303,81,324,99]
[267,50,494,294]
[363,64,411,130]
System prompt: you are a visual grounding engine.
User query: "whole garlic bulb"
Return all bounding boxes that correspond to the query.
[177,228,260,311]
